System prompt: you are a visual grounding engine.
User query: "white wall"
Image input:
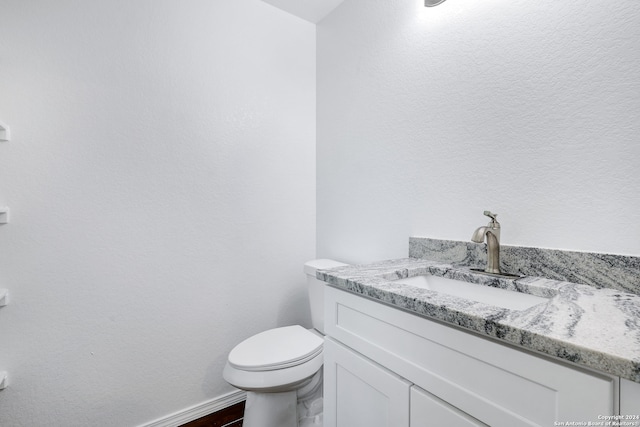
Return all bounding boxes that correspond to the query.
[317,0,640,263]
[0,1,315,426]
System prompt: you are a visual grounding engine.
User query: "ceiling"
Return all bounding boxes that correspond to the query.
[261,0,345,23]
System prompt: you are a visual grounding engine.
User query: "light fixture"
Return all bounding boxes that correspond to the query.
[424,0,447,6]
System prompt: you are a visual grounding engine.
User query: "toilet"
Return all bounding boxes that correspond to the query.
[223,259,347,427]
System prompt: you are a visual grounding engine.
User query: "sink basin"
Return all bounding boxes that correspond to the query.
[393,275,548,311]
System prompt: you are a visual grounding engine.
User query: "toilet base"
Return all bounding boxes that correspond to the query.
[243,390,297,427]
[240,369,323,427]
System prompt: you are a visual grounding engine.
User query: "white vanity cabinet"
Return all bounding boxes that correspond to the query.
[324,286,619,427]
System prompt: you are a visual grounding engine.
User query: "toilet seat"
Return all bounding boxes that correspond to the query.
[223,325,324,392]
[228,325,323,371]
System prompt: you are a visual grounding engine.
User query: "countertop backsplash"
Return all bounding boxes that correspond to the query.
[409,237,640,296]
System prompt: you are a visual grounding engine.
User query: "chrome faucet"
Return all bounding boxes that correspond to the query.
[471,211,502,274]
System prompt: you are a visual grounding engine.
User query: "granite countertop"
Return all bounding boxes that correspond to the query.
[317,257,640,384]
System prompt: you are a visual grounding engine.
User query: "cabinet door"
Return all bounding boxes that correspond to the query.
[323,337,411,427]
[411,386,489,427]
[621,378,640,416]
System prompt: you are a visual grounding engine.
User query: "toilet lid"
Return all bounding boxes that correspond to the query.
[228,325,323,372]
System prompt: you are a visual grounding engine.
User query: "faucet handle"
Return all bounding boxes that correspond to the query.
[483,211,498,221]
[483,211,500,231]
[482,210,501,243]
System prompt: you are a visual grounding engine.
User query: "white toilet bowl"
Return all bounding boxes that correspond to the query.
[223,260,348,427]
[223,326,324,427]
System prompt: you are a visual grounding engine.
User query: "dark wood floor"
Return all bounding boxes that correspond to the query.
[179,400,245,427]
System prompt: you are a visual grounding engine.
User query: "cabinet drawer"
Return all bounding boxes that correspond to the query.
[325,286,617,426]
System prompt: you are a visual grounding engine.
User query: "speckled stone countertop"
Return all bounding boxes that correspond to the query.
[318,257,640,384]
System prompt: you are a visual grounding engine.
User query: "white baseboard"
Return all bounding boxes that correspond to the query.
[138,390,247,427]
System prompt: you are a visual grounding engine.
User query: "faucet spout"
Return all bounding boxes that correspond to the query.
[471,226,489,243]
[471,211,502,275]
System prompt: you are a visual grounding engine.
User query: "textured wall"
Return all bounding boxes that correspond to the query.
[317,0,640,263]
[0,1,315,426]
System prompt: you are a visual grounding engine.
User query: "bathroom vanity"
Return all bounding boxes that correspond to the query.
[318,239,640,427]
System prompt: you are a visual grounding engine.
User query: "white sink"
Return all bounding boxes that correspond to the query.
[393,275,548,311]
